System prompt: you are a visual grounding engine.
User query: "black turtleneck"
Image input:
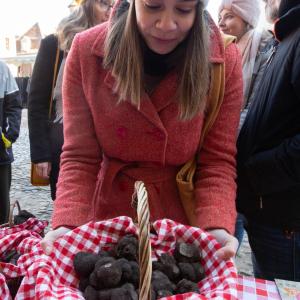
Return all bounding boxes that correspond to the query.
[142,39,185,76]
[141,37,186,94]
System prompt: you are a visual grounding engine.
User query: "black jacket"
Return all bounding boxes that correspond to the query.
[28,34,64,163]
[236,5,300,229]
[0,61,22,164]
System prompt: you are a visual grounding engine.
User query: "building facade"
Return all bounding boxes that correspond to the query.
[0,23,42,77]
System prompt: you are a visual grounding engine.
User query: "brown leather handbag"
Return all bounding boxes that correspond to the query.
[176,35,236,226]
[31,41,60,186]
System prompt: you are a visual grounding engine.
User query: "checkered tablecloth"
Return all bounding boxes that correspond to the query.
[0,218,48,300]
[0,218,48,278]
[237,275,281,300]
[0,272,11,300]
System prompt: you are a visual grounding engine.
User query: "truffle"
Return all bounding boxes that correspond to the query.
[174,243,201,263]
[153,253,180,282]
[73,252,101,278]
[176,279,200,294]
[91,257,122,289]
[116,235,138,261]
[151,270,176,293]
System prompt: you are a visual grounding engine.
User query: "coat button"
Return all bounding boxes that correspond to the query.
[116,126,127,138]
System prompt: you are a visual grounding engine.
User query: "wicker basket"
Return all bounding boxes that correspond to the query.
[12,181,238,299]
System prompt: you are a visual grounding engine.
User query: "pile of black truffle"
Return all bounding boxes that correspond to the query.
[74,234,205,300]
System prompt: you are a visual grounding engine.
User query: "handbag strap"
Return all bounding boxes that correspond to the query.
[48,39,61,120]
[199,34,236,147]
[182,34,236,182]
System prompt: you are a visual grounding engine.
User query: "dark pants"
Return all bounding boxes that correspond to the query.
[0,164,11,224]
[49,160,60,201]
[49,121,63,201]
[246,220,300,281]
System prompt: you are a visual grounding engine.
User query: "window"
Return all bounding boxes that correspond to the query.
[5,38,9,50]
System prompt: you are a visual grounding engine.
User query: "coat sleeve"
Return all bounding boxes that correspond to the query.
[52,33,102,229]
[194,43,243,234]
[243,42,300,195]
[3,67,22,143]
[27,35,62,163]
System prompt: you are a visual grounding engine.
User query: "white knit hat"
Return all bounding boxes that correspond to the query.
[218,0,261,28]
[203,0,209,7]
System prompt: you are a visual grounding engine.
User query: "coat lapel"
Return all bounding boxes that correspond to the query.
[103,71,166,130]
[92,14,226,129]
[150,71,178,113]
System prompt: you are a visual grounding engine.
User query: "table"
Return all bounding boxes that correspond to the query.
[238,275,281,299]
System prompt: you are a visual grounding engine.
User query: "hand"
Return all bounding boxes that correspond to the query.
[207,229,238,260]
[41,227,71,255]
[35,162,52,178]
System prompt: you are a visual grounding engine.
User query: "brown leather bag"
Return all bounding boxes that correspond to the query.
[176,35,236,226]
[31,41,60,186]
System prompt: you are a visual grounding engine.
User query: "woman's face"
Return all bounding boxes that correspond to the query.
[135,0,197,55]
[94,0,113,24]
[218,8,248,40]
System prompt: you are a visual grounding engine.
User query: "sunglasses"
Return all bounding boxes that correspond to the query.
[96,0,113,10]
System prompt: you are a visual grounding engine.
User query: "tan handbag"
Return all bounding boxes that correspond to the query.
[176,35,236,226]
[31,41,60,186]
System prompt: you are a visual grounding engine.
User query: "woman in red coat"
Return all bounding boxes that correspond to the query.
[42,0,243,260]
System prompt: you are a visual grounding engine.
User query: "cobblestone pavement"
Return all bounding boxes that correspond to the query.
[10,109,254,276]
[10,109,53,226]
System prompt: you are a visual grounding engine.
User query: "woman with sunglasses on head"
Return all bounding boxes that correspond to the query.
[41,0,243,260]
[28,0,112,201]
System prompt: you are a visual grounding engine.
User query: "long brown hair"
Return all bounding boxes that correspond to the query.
[57,0,100,52]
[104,0,211,120]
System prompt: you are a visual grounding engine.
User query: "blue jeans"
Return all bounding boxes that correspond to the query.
[235,213,246,251]
[246,220,300,281]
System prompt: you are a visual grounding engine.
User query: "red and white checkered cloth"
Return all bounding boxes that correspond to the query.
[0,217,47,239]
[14,217,238,300]
[237,276,281,300]
[0,272,11,300]
[0,217,48,300]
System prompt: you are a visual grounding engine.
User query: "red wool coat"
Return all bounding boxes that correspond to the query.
[52,19,243,234]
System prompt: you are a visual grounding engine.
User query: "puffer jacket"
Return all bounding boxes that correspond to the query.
[0,61,22,164]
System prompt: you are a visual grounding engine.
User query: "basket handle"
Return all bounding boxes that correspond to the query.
[132,181,152,300]
[9,200,21,227]
[0,200,21,228]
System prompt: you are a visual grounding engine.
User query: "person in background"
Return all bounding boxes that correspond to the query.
[28,0,112,200]
[237,0,300,281]
[0,61,22,224]
[218,0,273,248]
[41,0,243,260]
